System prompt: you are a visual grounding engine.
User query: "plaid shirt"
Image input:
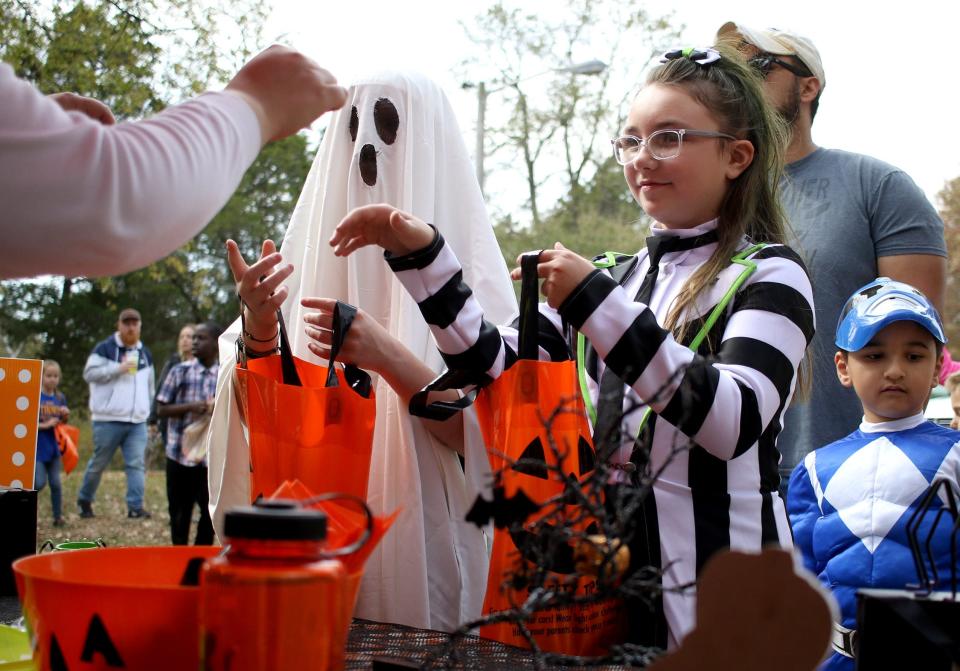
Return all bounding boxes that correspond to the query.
[156,358,218,465]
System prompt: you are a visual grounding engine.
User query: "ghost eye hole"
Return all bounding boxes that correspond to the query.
[373,98,399,145]
[349,105,359,142]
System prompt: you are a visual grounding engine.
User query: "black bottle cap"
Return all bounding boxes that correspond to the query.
[223,499,327,541]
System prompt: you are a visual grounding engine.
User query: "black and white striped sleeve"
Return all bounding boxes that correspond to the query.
[386,231,569,383]
[559,244,814,461]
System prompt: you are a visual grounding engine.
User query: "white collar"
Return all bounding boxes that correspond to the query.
[649,218,719,239]
[113,333,141,349]
[859,411,927,433]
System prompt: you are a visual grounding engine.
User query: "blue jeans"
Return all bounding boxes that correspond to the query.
[78,421,147,510]
[34,457,62,519]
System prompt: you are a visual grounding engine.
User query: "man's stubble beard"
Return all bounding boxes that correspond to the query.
[777,79,803,129]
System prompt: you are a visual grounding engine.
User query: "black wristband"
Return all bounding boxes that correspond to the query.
[241,340,278,359]
[243,325,279,343]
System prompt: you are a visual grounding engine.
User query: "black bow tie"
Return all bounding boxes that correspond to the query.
[593,228,719,453]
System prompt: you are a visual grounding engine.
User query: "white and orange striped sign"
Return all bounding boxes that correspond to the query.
[0,358,42,489]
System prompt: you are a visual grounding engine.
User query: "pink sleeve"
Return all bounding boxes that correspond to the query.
[939,347,960,386]
[0,62,262,279]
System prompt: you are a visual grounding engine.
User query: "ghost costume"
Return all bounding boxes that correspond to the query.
[206,71,517,631]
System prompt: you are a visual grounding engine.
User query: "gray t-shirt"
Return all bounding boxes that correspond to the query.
[777,147,945,478]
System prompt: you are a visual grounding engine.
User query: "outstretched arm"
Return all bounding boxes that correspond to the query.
[330,204,436,257]
[2,46,346,280]
[301,297,465,451]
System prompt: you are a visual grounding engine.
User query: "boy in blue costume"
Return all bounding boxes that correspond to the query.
[788,278,960,670]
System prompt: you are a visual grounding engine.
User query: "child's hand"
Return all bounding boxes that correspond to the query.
[330,205,434,257]
[60,406,70,420]
[301,297,392,373]
[226,239,294,338]
[511,242,596,310]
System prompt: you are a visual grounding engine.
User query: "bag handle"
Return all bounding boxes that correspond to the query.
[517,251,542,360]
[323,301,373,398]
[409,252,542,420]
[240,303,372,398]
[409,368,483,421]
[300,492,376,559]
[275,307,303,387]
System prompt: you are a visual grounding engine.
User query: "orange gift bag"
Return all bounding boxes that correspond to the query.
[412,254,624,656]
[235,302,376,502]
[53,423,80,474]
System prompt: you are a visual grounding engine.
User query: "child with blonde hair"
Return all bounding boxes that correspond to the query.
[36,359,69,526]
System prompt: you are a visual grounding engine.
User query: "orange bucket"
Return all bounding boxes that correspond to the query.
[14,546,219,671]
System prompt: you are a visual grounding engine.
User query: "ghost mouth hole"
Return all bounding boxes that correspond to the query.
[359,143,377,186]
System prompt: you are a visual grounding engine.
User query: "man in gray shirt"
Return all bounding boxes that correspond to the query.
[718,22,947,486]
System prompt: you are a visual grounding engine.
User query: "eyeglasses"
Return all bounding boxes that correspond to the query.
[611,129,736,164]
[748,54,812,79]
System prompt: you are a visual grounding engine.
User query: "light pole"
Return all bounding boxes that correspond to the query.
[463,59,607,196]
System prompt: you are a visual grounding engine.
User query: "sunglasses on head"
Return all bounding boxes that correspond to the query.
[748,53,812,78]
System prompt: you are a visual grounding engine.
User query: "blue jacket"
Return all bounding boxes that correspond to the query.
[787,414,960,671]
[83,333,155,423]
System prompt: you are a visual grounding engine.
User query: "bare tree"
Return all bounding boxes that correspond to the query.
[460,0,681,228]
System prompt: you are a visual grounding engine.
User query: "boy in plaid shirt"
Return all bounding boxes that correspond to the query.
[156,321,222,545]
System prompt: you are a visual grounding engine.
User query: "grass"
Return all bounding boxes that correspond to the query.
[34,419,176,548]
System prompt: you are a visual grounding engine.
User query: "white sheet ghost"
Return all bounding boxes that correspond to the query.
[206,71,518,631]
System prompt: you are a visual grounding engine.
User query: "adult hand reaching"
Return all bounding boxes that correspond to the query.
[225,45,348,144]
[48,92,116,125]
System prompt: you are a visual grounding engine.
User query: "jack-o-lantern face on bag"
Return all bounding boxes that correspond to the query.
[507,431,598,574]
[477,364,599,576]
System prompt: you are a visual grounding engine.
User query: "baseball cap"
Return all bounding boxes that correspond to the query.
[717,21,825,91]
[118,308,141,323]
[835,278,946,352]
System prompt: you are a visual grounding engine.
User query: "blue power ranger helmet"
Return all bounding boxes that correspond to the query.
[835,277,947,351]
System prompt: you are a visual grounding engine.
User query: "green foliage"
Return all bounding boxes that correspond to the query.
[494,158,650,280]
[0,0,312,409]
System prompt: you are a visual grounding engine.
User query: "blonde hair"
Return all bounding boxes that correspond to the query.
[42,359,61,374]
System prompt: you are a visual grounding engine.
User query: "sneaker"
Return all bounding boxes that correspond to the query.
[78,501,95,518]
[127,508,152,519]
[53,517,66,527]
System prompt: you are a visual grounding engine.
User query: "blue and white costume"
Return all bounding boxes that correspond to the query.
[787,413,960,670]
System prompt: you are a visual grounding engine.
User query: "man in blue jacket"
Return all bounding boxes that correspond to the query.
[77,308,155,519]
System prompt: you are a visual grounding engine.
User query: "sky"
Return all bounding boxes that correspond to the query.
[263,0,960,211]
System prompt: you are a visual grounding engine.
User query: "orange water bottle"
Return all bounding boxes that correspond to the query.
[200,500,351,671]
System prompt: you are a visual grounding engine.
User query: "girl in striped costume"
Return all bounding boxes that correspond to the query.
[329,44,815,649]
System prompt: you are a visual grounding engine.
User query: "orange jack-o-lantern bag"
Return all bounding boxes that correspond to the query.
[234,302,375,502]
[54,423,80,474]
[412,254,624,656]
